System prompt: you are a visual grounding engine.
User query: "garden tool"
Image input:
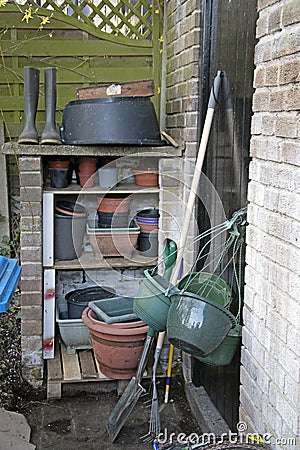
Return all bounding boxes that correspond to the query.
[18,66,40,144]
[40,67,61,144]
[163,341,174,403]
[146,239,177,439]
[106,239,177,442]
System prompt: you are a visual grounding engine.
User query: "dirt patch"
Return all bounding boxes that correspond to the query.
[22,377,201,450]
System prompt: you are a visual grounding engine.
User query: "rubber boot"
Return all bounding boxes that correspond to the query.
[18,66,39,144]
[40,67,61,145]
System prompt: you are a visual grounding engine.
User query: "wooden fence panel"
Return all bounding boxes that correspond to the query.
[0,1,162,140]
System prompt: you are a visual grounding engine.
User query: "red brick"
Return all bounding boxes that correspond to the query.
[19,157,41,172]
[21,278,42,292]
[20,172,42,188]
[21,292,42,307]
[21,320,43,336]
[21,247,42,263]
[21,263,42,278]
[22,306,43,321]
[20,187,42,203]
[20,232,42,247]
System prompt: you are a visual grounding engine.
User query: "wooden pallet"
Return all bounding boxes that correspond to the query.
[47,340,113,399]
[47,340,180,399]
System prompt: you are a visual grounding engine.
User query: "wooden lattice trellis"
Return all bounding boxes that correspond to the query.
[35,0,154,39]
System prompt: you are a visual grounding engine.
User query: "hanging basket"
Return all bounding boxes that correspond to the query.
[196,323,242,366]
[177,271,232,308]
[167,291,236,358]
[133,269,178,331]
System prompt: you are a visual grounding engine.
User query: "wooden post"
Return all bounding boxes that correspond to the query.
[0,120,10,244]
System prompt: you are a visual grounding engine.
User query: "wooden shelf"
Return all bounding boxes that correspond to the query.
[44,183,160,195]
[52,250,157,270]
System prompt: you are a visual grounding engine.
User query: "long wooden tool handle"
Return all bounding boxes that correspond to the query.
[170,71,223,286]
[159,72,222,404]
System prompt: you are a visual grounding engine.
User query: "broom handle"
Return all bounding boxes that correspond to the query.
[161,71,222,403]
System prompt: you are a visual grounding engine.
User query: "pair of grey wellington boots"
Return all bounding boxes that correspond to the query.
[18,66,61,144]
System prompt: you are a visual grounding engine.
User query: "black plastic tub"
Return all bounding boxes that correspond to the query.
[55,213,87,260]
[66,286,115,319]
[60,97,165,146]
[97,211,129,228]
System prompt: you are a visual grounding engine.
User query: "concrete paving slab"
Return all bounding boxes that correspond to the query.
[0,408,36,450]
[0,408,31,440]
[0,431,36,450]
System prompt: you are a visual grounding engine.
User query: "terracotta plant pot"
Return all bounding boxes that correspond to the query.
[136,208,159,233]
[78,156,98,187]
[133,169,158,187]
[48,159,70,169]
[55,200,86,217]
[82,307,148,379]
[97,195,130,213]
[135,220,158,233]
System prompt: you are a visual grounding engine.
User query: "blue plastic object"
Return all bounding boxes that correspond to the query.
[0,256,21,312]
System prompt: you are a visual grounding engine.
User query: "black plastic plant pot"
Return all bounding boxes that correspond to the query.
[66,286,115,319]
[49,168,69,188]
[97,211,129,228]
[55,213,87,260]
[60,97,165,146]
[138,231,158,257]
[136,208,160,219]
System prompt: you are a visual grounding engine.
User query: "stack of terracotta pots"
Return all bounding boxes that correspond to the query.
[48,158,70,188]
[78,156,98,187]
[82,307,148,379]
[97,195,131,228]
[136,209,159,257]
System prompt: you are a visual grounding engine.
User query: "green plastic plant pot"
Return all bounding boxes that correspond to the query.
[178,272,231,308]
[196,324,242,366]
[167,292,236,358]
[133,269,178,332]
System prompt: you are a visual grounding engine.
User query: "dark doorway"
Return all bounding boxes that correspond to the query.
[193,0,258,430]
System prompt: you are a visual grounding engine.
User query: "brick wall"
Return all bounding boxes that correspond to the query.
[163,0,202,272]
[19,156,44,386]
[240,1,300,448]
